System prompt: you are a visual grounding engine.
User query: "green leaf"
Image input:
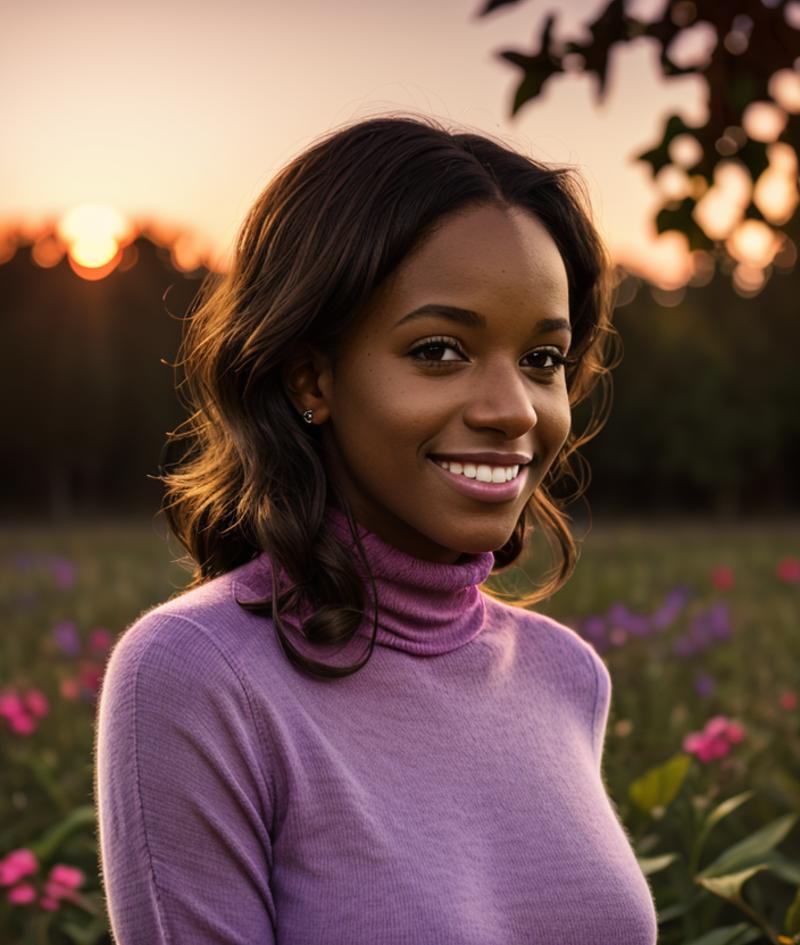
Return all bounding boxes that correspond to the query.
[786,886,800,936]
[656,900,689,923]
[638,852,679,876]
[628,753,691,815]
[579,0,629,101]
[705,791,756,834]
[696,864,769,900]
[30,805,97,863]
[698,813,798,879]
[61,915,111,945]
[692,791,756,868]
[763,849,800,886]
[499,15,562,115]
[678,923,764,945]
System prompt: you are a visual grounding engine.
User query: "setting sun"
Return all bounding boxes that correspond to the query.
[56,204,132,279]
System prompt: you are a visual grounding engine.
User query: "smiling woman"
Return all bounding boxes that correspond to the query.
[94,115,657,945]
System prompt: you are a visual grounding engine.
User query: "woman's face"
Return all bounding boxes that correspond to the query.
[313,202,573,564]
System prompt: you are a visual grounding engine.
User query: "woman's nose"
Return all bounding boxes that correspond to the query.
[461,361,538,438]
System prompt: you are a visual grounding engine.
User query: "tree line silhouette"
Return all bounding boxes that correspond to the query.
[2,232,797,520]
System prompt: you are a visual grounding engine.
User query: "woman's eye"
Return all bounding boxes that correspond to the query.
[409,340,569,371]
[409,339,465,362]
[523,348,569,371]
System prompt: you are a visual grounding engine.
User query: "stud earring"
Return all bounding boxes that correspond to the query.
[302,409,314,424]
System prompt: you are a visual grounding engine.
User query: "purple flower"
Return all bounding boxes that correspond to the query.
[650,585,691,631]
[694,672,715,698]
[607,602,633,629]
[53,620,81,657]
[48,557,77,590]
[626,615,652,637]
[708,601,732,640]
[582,616,606,640]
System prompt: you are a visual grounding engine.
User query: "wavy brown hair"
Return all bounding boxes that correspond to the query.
[157,114,620,679]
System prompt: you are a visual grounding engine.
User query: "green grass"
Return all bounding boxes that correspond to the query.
[1,515,799,944]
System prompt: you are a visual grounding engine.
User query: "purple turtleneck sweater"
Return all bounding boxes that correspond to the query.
[95,511,658,944]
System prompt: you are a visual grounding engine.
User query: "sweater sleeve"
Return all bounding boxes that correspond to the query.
[94,610,278,944]
[585,643,613,773]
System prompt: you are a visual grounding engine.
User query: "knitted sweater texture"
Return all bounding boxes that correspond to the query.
[95,511,658,944]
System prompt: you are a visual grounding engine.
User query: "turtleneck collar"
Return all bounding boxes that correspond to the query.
[234,506,495,657]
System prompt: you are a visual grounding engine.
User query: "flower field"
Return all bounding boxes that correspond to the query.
[1,516,799,944]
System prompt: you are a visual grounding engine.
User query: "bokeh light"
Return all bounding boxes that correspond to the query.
[726,219,781,268]
[694,161,751,239]
[31,235,64,269]
[742,101,788,142]
[669,134,703,168]
[56,204,131,278]
[769,68,800,113]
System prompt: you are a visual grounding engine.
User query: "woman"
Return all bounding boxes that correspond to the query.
[94,115,658,944]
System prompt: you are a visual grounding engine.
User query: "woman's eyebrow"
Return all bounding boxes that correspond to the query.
[394,303,571,335]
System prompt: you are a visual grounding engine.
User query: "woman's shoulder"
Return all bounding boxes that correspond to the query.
[482,592,611,691]
[105,554,272,692]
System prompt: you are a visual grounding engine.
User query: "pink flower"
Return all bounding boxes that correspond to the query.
[777,557,800,584]
[705,715,732,738]
[79,663,103,697]
[683,715,746,764]
[47,864,84,892]
[7,883,36,905]
[711,566,734,590]
[780,690,797,711]
[7,712,36,735]
[0,849,38,885]
[726,721,745,743]
[0,692,24,719]
[39,895,60,910]
[60,678,80,700]
[23,689,49,719]
[89,628,112,654]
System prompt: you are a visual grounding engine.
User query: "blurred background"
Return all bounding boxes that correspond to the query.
[2,2,799,944]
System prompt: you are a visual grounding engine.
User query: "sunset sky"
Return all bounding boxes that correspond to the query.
[0,0,754,286]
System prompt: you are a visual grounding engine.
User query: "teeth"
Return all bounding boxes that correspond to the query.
[435,460,521,483]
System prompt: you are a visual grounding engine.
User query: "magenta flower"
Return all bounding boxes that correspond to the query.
[683,714,746,764]
[777,557,800,583]
[48,864,84,890]
[23,689,49,719]
[780,690,797,711]
[0,691,24,720]
[7,883,36,905]
[89,628,112,654]
[711,566,734,590]
[78,662,104,700]
[0,849,37,885]
[42,864,85,907]
[0,688,50,735]
[60,678,80,700]
[0,850,86,912]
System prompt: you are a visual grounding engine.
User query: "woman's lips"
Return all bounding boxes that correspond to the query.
[427,457,528,503]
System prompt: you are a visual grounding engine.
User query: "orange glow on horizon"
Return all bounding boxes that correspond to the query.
[57,204,132,277]
[67,247,124,281]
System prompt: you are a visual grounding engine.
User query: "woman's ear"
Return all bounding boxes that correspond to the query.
[282,344,333,425]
